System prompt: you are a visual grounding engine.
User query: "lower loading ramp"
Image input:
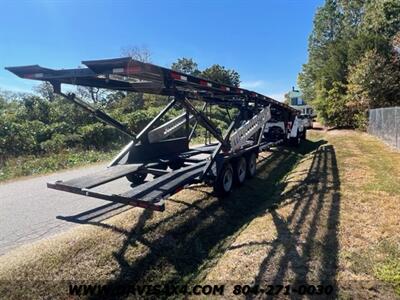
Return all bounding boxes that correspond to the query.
[48,161,207,211]
[58,163,143,189]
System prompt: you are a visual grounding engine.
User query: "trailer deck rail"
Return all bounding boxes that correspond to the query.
[6,57,302,212]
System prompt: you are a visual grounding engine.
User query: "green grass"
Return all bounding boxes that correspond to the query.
[374,241,400,295]
[356,136,400,195]
[0,149,117,182]
[348,240,400,296]
[0,130,399,299]
[0,135,332,299]
[324,131,400,297]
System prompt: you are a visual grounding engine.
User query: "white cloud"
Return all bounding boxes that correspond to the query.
[267,93,286,102]
[240,79,286,102]
[240,80,266,89]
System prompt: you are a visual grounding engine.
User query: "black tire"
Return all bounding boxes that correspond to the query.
[213,162,234,196]
[168,160,184,170]
[126,172,147,185]
[301,129,307,140]
[233,156,247,186]
[246,152,257,178]
[283,134,290,146]
[290,133,301,147]
[263,126,284,143]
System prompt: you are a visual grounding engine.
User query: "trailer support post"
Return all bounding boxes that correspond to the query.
[109,98,176,167]
[136,98,176,142]
[188,103,207,141]
[180,98,228,148]
[108,140,134,167]
[57,91,136,139]
[200,112,242,180]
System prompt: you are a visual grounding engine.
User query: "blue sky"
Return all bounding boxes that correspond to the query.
[0,0,323,101]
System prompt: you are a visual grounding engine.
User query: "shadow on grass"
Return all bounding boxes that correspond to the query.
[57,202,132,224]
[59,138,339,299]
[247,143,340,299]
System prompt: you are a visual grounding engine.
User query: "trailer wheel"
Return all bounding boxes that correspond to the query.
[214,163,234,196]
[126,172,147,185]
[233,156,247,185]
[168,160,184,170]
[290,131,301,147]
[301,128,307,140]
[246,152,257,178]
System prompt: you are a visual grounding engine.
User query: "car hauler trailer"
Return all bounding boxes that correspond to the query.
[6,57,304,211]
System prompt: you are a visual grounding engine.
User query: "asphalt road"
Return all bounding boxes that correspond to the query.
[0,164,135,255]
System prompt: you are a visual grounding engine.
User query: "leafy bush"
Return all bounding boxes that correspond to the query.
[78,123,116,149]
[124,110,157,133]
[0,117,37,157]
[298,0,400,129]
[40,134,68,153]
[0,149,116,182]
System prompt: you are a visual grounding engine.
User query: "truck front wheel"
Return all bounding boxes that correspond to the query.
[290,132,301,147]
[301,128,307,140]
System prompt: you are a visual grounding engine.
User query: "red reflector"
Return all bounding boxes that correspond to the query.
[171,72,181,80]
[199,80,208,86]
[125,66,141,74]
[222,148,230,154]
[221,86,230,91]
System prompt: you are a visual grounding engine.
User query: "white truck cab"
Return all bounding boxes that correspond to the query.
[298,114,313,129]
[263,114,306,147]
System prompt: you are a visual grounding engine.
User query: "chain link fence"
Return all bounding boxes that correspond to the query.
[368,107,400,149]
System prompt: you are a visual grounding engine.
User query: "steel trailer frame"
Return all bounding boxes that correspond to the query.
[6,57,300,211]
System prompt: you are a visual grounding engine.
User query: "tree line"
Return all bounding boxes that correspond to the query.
[0,52,239,164]
[299,0,400,128]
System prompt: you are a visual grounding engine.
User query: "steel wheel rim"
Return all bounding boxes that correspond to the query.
[249,155,256,175]
[223,168,233,191]
[238,158,246,182]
